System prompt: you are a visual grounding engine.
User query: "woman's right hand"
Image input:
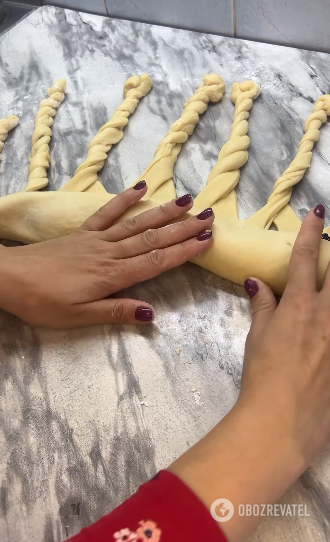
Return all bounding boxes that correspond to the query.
[170,204,330,542]
[241,204,330,473]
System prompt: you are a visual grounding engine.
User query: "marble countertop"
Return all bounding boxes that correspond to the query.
[1,6,330,542]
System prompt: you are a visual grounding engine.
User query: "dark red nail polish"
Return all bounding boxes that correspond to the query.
[196,230,212,241]
[175,194,192,207]
[314,204,325,219]
[135,306,153,321]
[197,208,213,220]
[244,278,259,299]
[133,180,147,190]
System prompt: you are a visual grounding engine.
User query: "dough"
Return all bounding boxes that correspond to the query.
[25,79,66,192]
[127,73,225,201]
[1,75,330,295]
[60,74,152,194]
[194,80,260,219]
[244,95,330,231]
[0,115,19,161]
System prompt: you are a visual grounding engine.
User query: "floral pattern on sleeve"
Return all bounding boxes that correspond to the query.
[114,520,161,542]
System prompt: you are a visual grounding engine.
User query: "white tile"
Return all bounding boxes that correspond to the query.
[236,0,330,52]
[105,0,233,36]
[47,0,107,16]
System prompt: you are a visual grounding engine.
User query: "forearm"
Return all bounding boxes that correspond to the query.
[0,245,38,323]
[0,246,21,314]
[169,399,305,542]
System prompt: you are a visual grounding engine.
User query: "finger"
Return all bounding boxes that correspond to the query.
[113,208,214,258]
[102,193,194,242]
[81,180,148,231]
[244,278,277,339]
[74,299,154,326]
[286,205,325,293]
[113,230,213,290]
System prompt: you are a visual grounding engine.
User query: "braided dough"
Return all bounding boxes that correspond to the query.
[128,74,225,201]
[25,79,66,192]
[1,74,330,295]
[194,80,260,218]
[61,74,152,194]
[0,116,19,161]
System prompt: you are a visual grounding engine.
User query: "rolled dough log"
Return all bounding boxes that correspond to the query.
[1,75,330,295]
[0,190,329,295]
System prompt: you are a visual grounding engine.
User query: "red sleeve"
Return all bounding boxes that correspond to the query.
[66,470,227,542]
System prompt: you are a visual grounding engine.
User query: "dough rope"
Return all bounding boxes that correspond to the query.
[245,94,330,229]
[0,116,19,162]
[2,76,330,295]
[25,78,66,192]
[194,80,260,218]
[60,74,152,194]
[130,74,225,200]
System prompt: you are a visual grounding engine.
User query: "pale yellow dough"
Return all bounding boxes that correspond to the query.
[25,78,67,192]
[128,73,225,200]
[61,74,152,194]
[1,75,330,295]
[0,116,19,161]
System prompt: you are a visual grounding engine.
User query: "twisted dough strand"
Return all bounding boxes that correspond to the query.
[130,74,225,200]
[25,78,66,192]
[245,95,330,229]
[61,74,152,193]
[194,81,260,217]
[0,116,19,162]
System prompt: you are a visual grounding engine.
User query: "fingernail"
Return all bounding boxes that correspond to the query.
[314,204,325,219]
[244,278,259,299]
[197,208,213,220]
[133,180,147,190]
[175,194,192,207]
[196,230,212,241]
[135,306,153,322]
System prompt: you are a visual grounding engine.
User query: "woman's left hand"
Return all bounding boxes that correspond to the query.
[0,181,214,328]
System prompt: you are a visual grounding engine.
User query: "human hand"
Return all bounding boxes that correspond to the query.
[0,181,214,328]
[169,205,330,542]
[241,203,330,473]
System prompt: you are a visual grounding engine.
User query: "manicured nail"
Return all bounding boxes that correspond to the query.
[314,204,325,219]
[244,278,259,299]
[133,180,147,190]
[197,208,213,220]
[135,306,153,322]
[175,194,192,207]
[196,230,212,241]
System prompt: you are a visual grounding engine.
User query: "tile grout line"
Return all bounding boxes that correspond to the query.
[232,0,236,37]
[104,0,109,16]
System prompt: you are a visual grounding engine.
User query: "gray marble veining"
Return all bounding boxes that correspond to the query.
[0,6,330,542]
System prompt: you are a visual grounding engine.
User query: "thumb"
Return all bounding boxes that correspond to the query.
[75,299,154,326]
[244,277,277,336]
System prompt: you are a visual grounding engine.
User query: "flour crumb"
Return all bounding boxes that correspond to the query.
[140,400,153,407]
[175,348,181,355]
[192,389,204,406]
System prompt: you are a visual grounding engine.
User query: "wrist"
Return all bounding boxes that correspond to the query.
[230,397,305,495]
[0,246,24,315]
[169,401,304,542]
